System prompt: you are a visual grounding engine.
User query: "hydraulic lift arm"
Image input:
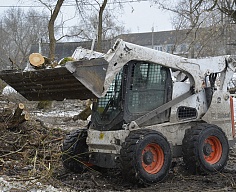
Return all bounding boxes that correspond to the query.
[102,39,236,96]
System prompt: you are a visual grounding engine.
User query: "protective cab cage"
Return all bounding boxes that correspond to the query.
[90,60,172,131]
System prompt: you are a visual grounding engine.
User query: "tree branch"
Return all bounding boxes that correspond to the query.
[56,30,83,41]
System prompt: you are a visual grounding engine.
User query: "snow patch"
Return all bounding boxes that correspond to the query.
[0,176,67,192]
[2,85,17,95]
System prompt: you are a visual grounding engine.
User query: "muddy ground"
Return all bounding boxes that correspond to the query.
[0,94,236,191]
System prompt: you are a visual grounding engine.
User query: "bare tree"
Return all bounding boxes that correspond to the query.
[38,0,64,62]
[75,0,109,51]
[67,10,126,42]
[155,0,233,58]
[75,0,125,52]
[0,8,49,69]
[192,0,236,22]
[97,0,108,51]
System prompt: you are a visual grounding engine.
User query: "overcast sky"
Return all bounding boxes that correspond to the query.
[0,0,173,33]
[120,1,173,33]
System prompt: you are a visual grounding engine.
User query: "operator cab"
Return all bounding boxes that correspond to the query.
[90,61,172,131]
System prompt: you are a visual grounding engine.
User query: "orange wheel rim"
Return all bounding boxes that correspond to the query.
[142,143,164,174]
[203,136,222,164]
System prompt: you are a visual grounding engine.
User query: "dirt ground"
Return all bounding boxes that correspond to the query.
[0,94,236,191]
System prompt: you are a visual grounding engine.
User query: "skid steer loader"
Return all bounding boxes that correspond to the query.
[0,39,236,185]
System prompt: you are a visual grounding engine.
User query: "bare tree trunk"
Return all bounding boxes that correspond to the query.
[97,0,108,52]
[189,1,195,59]
[48,0,64,62]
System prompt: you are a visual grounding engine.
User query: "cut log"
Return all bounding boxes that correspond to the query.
[13,103,24,119]
[24,112,30,121]
[10,114,28,128]
[73,106,92,121]
[0,103,30,129]
[73,99,92,121]
[29,53,45,67]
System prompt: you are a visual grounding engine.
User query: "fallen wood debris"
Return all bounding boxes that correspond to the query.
[73,99,92,121]
[0,103,30,129]
[28,52,74,70]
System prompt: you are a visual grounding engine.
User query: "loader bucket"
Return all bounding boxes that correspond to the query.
[0,58,108,101]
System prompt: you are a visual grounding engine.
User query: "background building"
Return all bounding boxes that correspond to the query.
[30,26,236,62]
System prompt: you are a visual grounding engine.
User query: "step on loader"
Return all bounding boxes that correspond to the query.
[0,39,236,185]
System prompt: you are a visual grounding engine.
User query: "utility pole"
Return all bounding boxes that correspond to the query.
[151,26,154,49]
[38,35,42,54]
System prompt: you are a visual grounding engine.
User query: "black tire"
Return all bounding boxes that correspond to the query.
[61,129,90,173]
[182,123,229,174]
[120,129,172,184]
